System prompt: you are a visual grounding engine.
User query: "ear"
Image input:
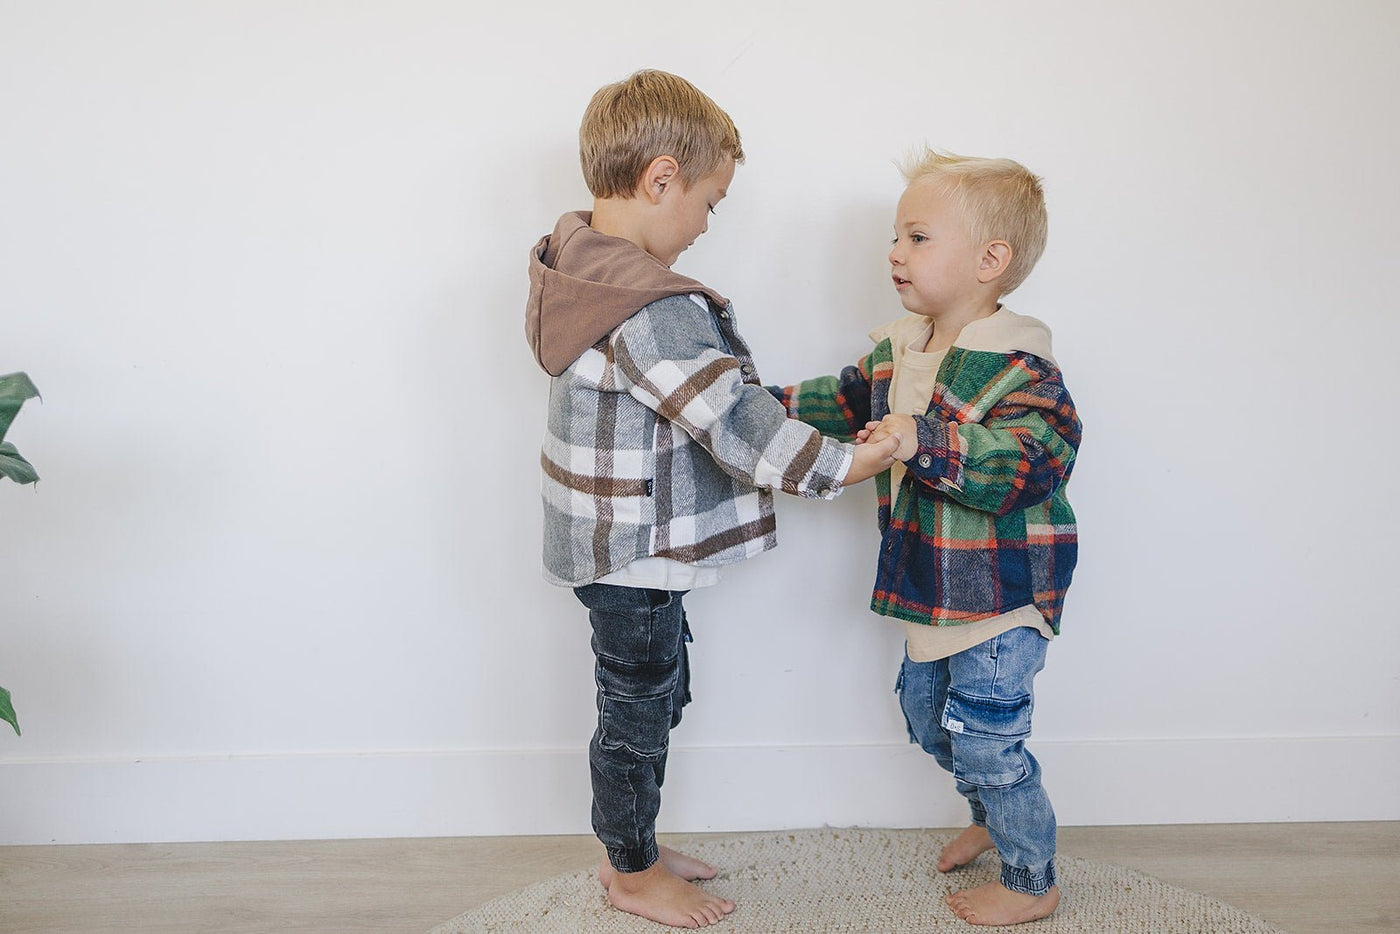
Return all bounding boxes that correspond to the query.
[977,240,1013,284]
[640,155,680,205]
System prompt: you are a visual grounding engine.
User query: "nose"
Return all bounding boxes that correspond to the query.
[888,242,902,266]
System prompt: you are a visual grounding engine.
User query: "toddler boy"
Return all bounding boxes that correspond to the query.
[774,148,1080,926]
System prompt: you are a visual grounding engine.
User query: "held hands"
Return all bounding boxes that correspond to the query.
[843,430,902,486]
[857,414,918,462]
[842,414,921,486]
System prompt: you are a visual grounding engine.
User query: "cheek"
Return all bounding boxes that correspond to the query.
[917,255,946,279]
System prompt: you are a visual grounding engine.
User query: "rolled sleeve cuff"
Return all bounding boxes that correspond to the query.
[800,439,852,500]
[904,417,963,492]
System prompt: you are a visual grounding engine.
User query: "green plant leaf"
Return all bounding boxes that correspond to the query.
[0,372,41,446]
[0,686,18,736]
[0,441,39,484]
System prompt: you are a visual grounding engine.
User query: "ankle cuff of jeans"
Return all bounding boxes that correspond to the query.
[607,840,660,874]
[1001,860,1056,896]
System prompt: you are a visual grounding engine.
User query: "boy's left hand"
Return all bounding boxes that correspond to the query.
[866,414,918,462]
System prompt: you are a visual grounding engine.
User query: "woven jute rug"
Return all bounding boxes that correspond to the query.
[429,827,1283,933]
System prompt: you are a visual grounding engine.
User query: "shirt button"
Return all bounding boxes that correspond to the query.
[717,310,730,319]
[918,454,933,469]
[740,363,754,376]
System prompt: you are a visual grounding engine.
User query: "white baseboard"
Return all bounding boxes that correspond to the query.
[2,735,1396,845]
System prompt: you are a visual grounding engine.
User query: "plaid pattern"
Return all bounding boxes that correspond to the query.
[541,294,852,586]
[773,337,1080,632]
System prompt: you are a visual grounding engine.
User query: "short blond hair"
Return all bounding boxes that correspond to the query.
[900,148,1048,295]
[580,69,744,199]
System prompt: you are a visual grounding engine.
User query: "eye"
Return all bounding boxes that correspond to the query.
[910,233,927,244]
[707,205,716,216]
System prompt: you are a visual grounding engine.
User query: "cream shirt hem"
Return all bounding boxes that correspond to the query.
[904,604,1053,662]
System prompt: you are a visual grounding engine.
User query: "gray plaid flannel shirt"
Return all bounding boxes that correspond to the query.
[540,293,853,586]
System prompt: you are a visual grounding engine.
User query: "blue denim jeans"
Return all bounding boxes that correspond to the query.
[896,626,1058,896]
[574,582,692,874]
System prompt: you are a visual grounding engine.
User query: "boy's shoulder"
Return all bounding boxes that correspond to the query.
[611,292,718,343]
[955,306,1057,368]
[527,211,728,377]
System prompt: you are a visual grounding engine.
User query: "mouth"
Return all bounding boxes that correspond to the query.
[892,275,910,289]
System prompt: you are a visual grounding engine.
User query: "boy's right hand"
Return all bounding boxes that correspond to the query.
[842,431,902,486]
[866,414,918,461]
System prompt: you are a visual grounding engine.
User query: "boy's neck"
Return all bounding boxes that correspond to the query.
[924,300,1002,353]
[589,197,650,255]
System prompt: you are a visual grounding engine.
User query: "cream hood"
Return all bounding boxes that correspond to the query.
[869,306,1056,366]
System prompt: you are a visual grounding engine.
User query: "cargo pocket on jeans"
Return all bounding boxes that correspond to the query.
[598,691,673,759]
[943,690,1033,788]
[596,652,678,760]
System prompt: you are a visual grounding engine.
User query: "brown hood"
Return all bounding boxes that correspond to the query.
[525,211,729,376]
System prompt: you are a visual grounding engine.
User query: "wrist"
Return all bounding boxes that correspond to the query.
[904,417,951,478]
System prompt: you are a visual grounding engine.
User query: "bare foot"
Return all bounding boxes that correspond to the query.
[656,845,720,881]
[946,882,1060,926]
[938,825,996,872]
[603,860,735,928]
[598,845,719,888]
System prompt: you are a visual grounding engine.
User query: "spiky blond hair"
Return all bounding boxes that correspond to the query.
[900,148,1048,295]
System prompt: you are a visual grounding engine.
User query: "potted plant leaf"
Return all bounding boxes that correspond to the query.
[0,371,40,736]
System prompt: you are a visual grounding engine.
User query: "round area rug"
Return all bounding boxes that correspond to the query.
[428,828,1283,933]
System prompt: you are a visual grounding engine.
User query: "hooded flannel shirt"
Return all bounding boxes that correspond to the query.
[772,310,1080,632]
[528,214,853,587]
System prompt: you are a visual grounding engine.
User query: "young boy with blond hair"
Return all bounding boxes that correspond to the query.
[524,69,901,928]
[773,148,1081,926]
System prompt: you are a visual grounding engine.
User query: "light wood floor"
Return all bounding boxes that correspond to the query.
[1,822,1395,933]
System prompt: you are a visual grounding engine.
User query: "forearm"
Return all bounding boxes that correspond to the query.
[613,297,870,498]
[902,414,1074,515]
[768,363,872,441]
[621,349,851,499]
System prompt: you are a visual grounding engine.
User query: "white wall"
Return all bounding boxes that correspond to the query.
[2,1,1397,845]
